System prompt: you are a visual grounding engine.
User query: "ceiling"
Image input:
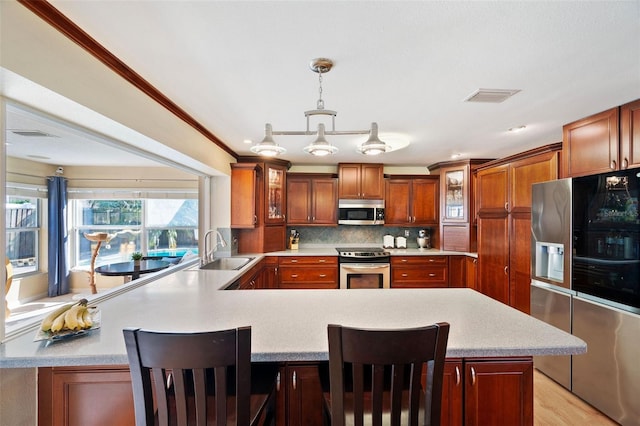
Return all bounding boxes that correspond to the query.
[6,1,640,169]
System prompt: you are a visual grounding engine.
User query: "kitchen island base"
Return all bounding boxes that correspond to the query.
[38,357,533,426]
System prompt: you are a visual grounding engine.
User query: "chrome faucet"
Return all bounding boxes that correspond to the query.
[202,229,228,266]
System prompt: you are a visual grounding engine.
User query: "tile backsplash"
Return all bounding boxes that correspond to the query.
[287,226,434,249]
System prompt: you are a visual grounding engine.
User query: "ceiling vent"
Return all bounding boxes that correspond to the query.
[10,130,59,138]
[464,88,521,103]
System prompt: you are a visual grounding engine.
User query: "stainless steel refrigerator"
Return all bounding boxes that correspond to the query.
[530,178,574,390]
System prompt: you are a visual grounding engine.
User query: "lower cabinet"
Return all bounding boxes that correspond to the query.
[38,358,532,426]
[391,256,449,288]
[38,366,135,426]
[278,256,338,289]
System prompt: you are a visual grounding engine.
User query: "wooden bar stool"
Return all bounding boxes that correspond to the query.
[323,322,450,426]
[123,326,277,426]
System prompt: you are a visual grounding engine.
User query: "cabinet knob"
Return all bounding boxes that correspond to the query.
[610,160,617,170]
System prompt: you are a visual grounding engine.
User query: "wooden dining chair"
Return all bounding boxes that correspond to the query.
[323,322,450,426]
[123,326,277,426]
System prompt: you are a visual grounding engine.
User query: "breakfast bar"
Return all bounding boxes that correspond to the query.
[0,259,586,425]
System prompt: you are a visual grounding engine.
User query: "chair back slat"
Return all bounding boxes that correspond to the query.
[327,322,450,426]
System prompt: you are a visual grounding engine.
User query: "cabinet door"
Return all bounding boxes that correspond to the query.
[464,359,533,426]
[39,366,135,426]
[441,361,463,426]
[465,257,478,290]
[448,256,466,288]
[442,167,467,222]
[360,164,385,199]
[338,163,362,199]
[287,178,312,224]
[266,164,287,224]
[621,98,640,170]
[477,216,510,305]
[231,165,258,228]
[476,165,509,214]
[286,365,324,426]
[385,179,411,224]
[562,107,620,177]
[412,178,439,224]
[311,178,338,224]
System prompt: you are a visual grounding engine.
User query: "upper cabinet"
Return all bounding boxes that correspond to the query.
[385,176,439,226]
[230,163,260,228]
[562,98,640,178]
[338,163,384,199]
[265,163,287,225]
[287,173,338,225]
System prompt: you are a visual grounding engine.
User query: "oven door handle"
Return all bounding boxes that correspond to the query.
[341,264,389,270]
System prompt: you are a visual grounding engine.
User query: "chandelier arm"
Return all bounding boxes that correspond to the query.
[270,129,371,136]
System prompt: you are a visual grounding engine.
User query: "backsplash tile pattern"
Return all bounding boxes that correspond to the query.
[287,226,434,249]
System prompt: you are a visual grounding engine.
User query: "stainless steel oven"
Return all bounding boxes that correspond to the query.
[336,247,390,289]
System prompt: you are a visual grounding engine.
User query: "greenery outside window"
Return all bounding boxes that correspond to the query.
[5,197,40,276]
[73,199,198,267]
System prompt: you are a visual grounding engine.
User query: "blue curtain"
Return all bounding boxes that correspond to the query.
[47,176,69,296]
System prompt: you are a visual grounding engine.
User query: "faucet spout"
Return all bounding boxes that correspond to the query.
[202,229,228,266]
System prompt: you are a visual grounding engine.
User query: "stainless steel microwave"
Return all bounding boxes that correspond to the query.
[338,199,385,225]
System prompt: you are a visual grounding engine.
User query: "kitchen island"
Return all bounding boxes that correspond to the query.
[0,259,585,425]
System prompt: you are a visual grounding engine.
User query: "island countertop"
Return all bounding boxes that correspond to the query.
[0,266,585,368]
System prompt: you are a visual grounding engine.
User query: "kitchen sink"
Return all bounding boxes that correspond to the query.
[199,257,254,270]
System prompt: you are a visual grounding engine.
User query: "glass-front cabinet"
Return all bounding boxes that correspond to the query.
[266,164,286,224]
[444,169,465,221]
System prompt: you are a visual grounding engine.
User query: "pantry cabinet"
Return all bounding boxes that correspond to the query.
[232,158,290,253]
[286,173,338,225]
[476,144,560,313]
[385,175,439,226]
[562,98,640,178]
[338,163,384,199]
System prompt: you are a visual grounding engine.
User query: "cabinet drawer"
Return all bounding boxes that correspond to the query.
[279,256,337,265]
[279,266,337,283]
[392,265,448,287]
[391,256,448,265]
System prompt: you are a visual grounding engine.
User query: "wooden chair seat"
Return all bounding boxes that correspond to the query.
[123,326,277,426]
[323,322,449,426]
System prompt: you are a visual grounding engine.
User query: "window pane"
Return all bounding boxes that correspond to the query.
[6,230,38,274]
[147,228,198,257]
[77,229,142,267]
[6,198,38,228]
[79,200,142,226]
[146,199,198,227]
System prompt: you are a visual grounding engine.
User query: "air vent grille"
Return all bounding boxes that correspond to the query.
[10,130,58,137]
[465,88,521,103]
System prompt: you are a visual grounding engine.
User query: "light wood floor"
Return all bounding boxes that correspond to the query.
[534,369,617,426]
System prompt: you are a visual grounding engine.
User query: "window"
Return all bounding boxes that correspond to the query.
[73,199,198,267]
[5,197,40,275]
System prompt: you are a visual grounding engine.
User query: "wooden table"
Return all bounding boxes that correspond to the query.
[95,260,170,281]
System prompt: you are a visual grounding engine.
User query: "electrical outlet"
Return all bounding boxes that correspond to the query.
[404,230,410,237]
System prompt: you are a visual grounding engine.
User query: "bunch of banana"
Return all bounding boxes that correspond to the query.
[40,299,93,333]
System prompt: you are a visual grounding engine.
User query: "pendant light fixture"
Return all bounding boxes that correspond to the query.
[251,58,388,156]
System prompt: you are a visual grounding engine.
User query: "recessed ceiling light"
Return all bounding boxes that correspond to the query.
[243,139,252,144]
[508,125,527,133]
[451,153,462,159]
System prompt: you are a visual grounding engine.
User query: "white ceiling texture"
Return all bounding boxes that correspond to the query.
[6,1,640,169]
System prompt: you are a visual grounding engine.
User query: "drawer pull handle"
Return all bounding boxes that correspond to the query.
[292,371,297,390]
[319,274,326,278]
[402,273,408,277]
[429,259,435,262]
[402,259,408,262]
[504,266,508,275]
[318,259,326,263]
[455,366,461,386]
[610,160,617,170]
[471,367,477,386]
[291,274,298,278]
[623,158,629,169]
[291,259,298,263]
[429,273,436,277]
[276,371,281,391]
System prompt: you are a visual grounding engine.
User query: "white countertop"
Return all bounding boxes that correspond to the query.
[0,261,585,368]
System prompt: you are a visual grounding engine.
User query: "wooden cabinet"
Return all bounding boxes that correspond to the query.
[448,256,466,288]
[441,360,464,426]
[262,256,279,289]
[338,163,384,199]
[476,145,560,313]
[465,256,478,290]
[39,366,135,426]
[620,98,640,170]
[278,256,338,289]
[464,358,533,426]
[385,176,439,225]
[391,256,448,288]
[562,98,640,178]
[232,158,291,253]
[236,259,264,290]
[286,174,338,225]
[429,160,491,252]
[282,364,324,426]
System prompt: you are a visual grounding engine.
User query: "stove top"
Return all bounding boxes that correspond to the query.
[335,247,390,259]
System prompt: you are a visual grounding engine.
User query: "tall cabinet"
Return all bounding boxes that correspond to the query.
[476,144,560,313]
[231,158,290,253]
